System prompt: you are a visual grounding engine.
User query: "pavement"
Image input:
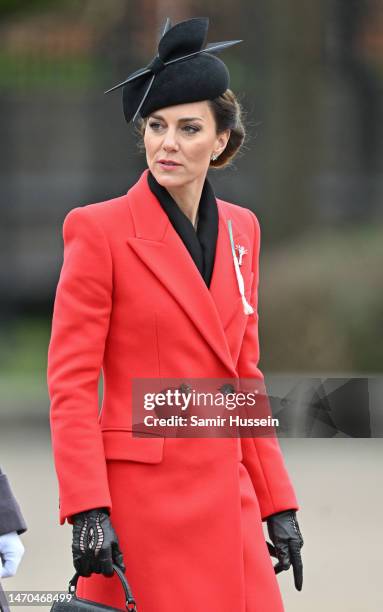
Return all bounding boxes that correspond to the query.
[1,417,382,612]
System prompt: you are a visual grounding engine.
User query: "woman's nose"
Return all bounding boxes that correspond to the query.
[162,129,179,150]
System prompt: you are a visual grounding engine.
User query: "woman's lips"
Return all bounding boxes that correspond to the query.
[157,161,182,170]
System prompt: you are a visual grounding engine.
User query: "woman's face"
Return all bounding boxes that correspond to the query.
[143,100,230,189]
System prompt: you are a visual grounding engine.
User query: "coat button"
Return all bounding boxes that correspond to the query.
[179,383,192,393]
[218,383,235,395]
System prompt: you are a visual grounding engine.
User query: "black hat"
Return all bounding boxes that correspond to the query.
[105,17,242,124]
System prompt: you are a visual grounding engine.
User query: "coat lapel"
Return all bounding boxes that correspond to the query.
[125,169,247,376]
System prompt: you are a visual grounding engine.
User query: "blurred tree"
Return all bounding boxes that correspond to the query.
[0,0,62,19]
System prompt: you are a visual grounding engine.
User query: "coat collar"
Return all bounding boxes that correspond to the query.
[125,168,248,376]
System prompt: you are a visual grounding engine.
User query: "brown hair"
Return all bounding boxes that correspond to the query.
[135,88,246,169]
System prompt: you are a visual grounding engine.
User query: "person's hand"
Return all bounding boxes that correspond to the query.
[71,507,125,577]
[0,531,25,578]
[266,510,304,591]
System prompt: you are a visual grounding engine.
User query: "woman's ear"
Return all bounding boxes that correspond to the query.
[217,128,231,152]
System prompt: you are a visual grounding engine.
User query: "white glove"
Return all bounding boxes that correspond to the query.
[0,531,25,578]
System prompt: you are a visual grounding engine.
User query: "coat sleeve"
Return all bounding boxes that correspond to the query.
[236,210,299,520]
[47,207,113,525]
[0,468,27,535]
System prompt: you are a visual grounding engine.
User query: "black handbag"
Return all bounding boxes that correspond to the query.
[50,564,137,612]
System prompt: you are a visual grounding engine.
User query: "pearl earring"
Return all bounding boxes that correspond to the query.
[211,153,219,161]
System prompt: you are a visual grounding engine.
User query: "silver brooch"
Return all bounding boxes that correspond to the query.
[235,244,248,266]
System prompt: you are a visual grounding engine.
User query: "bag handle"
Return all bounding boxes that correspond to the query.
[68,563,137,611]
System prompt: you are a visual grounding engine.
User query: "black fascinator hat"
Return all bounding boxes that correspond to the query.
[105,16,242,124]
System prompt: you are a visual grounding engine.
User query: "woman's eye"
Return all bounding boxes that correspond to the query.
[148,122,200,134]
[183,125,200,133]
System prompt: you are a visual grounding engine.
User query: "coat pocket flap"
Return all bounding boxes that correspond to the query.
[102,429,165,463]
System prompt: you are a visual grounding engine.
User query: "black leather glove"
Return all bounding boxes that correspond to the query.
[71,507,125,577]
[266,510,304,591]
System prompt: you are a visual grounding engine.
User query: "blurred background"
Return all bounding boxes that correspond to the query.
[0,1,382,611]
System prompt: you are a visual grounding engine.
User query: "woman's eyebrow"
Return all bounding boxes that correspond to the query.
[149,114,204,122]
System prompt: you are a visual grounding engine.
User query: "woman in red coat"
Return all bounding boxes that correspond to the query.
[47,17,303,612]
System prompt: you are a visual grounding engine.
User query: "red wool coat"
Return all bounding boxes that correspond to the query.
[47,168,299,612]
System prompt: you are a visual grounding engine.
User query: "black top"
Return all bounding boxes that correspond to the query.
[147,170,218,288]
